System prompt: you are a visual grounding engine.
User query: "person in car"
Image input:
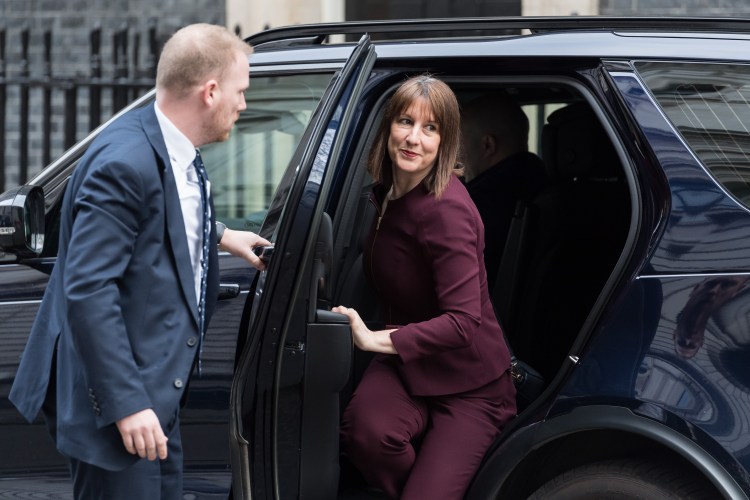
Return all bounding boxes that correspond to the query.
[333,74,517,500]
[9,24,269,499]
[461,91,547,289]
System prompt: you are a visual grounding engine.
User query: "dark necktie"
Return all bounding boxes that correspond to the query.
[193,149,210,373]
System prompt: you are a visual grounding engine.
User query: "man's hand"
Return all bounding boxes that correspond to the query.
[116,409,168,461]
[219,228,272,270]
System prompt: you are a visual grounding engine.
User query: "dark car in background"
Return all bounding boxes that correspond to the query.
[3,16,750,499]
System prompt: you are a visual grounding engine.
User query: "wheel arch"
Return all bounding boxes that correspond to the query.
[467,405,747,500]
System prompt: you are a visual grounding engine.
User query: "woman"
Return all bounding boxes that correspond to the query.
[333,74,517,499]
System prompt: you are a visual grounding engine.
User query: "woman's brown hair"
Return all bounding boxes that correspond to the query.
[367,74,463,198]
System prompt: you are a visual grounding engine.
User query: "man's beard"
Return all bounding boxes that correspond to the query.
[203,110,232,144]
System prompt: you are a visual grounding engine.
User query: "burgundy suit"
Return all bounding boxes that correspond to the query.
[341,175,516,499]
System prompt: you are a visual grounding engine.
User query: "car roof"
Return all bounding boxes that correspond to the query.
[247,16,750,67]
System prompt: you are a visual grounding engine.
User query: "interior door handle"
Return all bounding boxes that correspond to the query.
[218,283,240,300]
[316,309,350,324]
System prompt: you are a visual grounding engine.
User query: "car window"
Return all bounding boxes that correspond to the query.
[200,72,334,232]
[522,103,566,155]
[636,61,750,207]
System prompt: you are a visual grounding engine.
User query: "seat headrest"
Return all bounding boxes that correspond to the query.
[542,102,620,182]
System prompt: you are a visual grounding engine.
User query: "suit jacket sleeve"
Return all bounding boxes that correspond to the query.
[63,155,153,427]
[390,193,485,362]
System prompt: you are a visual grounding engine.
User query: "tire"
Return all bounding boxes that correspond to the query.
[527,459,716,500]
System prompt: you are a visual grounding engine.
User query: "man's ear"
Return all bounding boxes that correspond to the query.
[482,134,497,157]
[201,79,219,106]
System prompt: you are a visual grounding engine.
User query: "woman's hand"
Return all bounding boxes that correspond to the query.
[332,306,398,354]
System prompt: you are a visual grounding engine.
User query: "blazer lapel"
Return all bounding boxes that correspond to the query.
[141,103,200,328]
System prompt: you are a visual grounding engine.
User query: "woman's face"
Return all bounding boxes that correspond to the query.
[387,98,441,184]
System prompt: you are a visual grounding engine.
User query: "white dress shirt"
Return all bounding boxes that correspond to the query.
[154,103,208,307]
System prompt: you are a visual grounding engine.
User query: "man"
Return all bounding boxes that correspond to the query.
[462,92,547,289]
[9,24,269,498]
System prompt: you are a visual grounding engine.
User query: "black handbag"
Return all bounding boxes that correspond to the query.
[510,356,545,412]
[493,304,546,411]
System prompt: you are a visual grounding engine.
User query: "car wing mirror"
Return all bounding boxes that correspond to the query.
[0,185,45,259]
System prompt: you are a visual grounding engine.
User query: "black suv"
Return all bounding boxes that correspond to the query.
[3,17,750,499]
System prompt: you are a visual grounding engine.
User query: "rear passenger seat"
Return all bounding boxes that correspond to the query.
[493,102,631,382]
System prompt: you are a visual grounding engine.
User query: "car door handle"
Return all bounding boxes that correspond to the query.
[218,283,240,300]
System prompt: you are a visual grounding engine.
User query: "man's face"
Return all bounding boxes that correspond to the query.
[204,50,249,144]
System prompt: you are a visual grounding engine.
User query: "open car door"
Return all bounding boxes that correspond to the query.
[229,34,377,500]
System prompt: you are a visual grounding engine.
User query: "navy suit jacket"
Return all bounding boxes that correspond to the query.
[9,103,220,470]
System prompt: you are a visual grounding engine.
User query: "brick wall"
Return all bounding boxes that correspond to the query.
[347,0,521,22]
[601,0,750,16]
[1,0,224,189]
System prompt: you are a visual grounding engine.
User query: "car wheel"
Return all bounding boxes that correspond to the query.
[527,459,715,499]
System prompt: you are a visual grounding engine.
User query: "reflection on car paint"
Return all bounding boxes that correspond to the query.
[673,276,750,359]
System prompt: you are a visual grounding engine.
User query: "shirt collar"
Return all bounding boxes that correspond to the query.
[154,102,197,171]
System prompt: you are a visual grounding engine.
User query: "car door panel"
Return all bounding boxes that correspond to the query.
[229,35,376,500]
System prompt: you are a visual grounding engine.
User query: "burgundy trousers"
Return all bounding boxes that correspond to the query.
[341,357,516,499]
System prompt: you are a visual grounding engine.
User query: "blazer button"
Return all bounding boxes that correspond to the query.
[187,337,197,347]
[174,378,183,389]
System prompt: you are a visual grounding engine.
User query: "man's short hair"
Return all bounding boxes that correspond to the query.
[463,92,530,152]
[156,23,253,98]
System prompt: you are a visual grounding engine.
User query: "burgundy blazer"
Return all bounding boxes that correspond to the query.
[364,175,512,396]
